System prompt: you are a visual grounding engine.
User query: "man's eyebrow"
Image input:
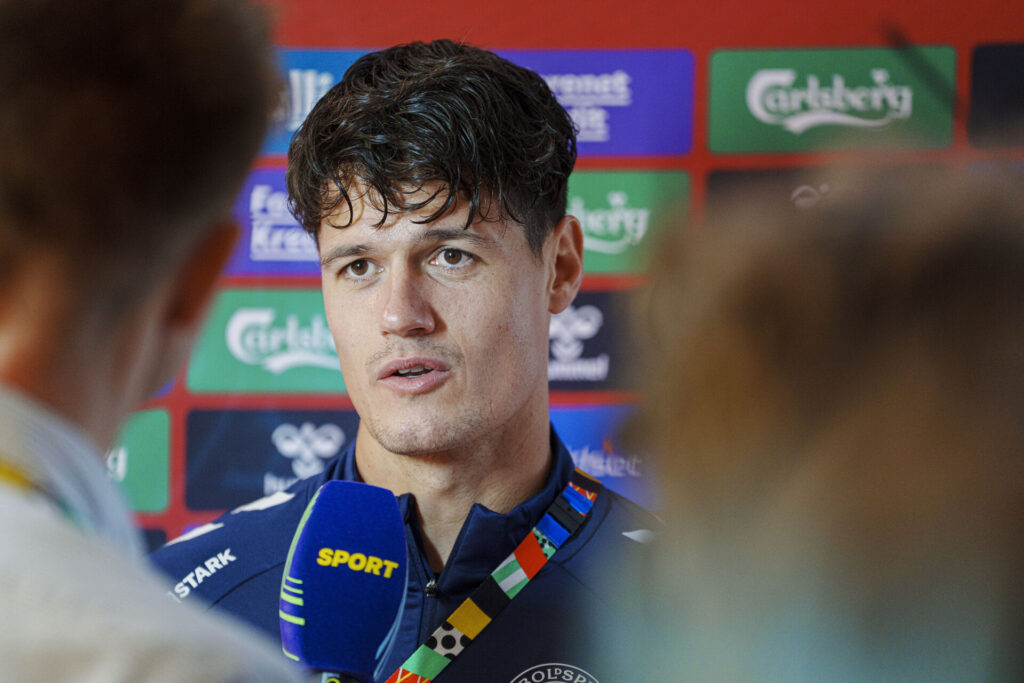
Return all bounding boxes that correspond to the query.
[420,227,493,247]
[320,244,369,268]
[319,227,493,267]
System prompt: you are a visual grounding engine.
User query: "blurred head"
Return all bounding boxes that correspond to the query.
[286,39,578,256]
[0,0,279,303]
[617,166,1024,681]
[0,0,279,432]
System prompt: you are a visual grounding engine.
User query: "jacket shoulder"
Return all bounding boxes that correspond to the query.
[149,481,320,607]
[553,487,663,595]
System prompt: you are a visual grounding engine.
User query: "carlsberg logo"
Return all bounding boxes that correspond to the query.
[569,192,649,255]
[226,308,338,374]
[747,68,912,134]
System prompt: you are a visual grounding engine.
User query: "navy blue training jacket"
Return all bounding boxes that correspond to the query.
[151,428,660,682]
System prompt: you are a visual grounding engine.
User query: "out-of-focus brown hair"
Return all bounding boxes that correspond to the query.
[628,165,1024,680]
[0,0,280,301]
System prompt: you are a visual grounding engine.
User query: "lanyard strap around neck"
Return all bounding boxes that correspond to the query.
[0,456,76,524]
[385,468,602,683]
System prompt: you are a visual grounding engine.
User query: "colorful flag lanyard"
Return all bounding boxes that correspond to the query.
[385,468,602,683]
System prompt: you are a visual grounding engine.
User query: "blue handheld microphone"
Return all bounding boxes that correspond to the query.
[280,480,407,683]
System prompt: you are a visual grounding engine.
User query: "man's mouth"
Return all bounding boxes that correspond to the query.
[376,357,453,388]
[395,365,432,378]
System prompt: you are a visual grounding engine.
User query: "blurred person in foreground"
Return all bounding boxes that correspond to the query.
[0,0,304,680]
[601,166,1024,681]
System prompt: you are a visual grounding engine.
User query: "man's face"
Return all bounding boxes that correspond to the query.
[318,189,555,456]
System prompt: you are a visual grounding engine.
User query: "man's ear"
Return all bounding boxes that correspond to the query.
[547,215,584,314]
[167,219,240,329]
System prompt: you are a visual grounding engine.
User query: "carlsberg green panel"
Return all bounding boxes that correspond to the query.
[187,289,345,393]
[709,47,955,152]
[107,410,169,513]
[568,171,689,274]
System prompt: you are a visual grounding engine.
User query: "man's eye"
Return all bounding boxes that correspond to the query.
[434,248,472,267]
[344,259,371,277]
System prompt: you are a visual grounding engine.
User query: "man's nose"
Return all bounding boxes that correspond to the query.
[380,265,436,337]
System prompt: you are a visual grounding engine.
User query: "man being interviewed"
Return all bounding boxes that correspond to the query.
[152,40,659,682]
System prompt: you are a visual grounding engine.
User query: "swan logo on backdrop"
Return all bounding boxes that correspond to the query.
[266,422,346,493]
[188,289,345,393]
[227,168,322,276]
[709,47,955,152]
[549,305,608,382]
[263,50,366,155]
[546,291,630,391]
[567,170,689,274]
[186,410,360,510]
[551,406,652,506]
[106,410,169,513]
[499,50,694,156]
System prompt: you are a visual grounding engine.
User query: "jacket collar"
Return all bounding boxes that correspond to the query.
[326,427,574,595]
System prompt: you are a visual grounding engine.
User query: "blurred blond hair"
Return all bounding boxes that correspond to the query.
[616,165,1024,681]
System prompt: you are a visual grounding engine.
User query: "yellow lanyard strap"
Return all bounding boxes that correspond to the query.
[0,456,77,524]
[0,458,36,492]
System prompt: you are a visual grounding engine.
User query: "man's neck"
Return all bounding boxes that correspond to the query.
[0,260,150,453]
[354,415,554,573]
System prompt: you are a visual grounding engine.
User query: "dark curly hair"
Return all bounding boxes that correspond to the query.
[286,39,577,255]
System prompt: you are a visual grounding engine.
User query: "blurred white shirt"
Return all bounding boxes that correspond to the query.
[0,384,304,683]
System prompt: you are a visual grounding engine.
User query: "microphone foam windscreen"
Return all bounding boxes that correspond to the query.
[280,480,407,679]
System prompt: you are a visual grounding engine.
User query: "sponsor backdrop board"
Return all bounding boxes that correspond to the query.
[709,47,956,152]
[186,410,361,509]
[968,43,1024,148]
[569,171,689,274]
[550,406,654,506]
[263,49,366,156]
[499,50,695,157]
[107,410,170,514]
[228,167,691,277]
[547,291,636,391]
[111,2,1024,543]
[228,168,319,277]
[187,289,345,394]
[704,163,952,217]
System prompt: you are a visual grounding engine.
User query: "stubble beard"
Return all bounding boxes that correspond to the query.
[360,407,490,458]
